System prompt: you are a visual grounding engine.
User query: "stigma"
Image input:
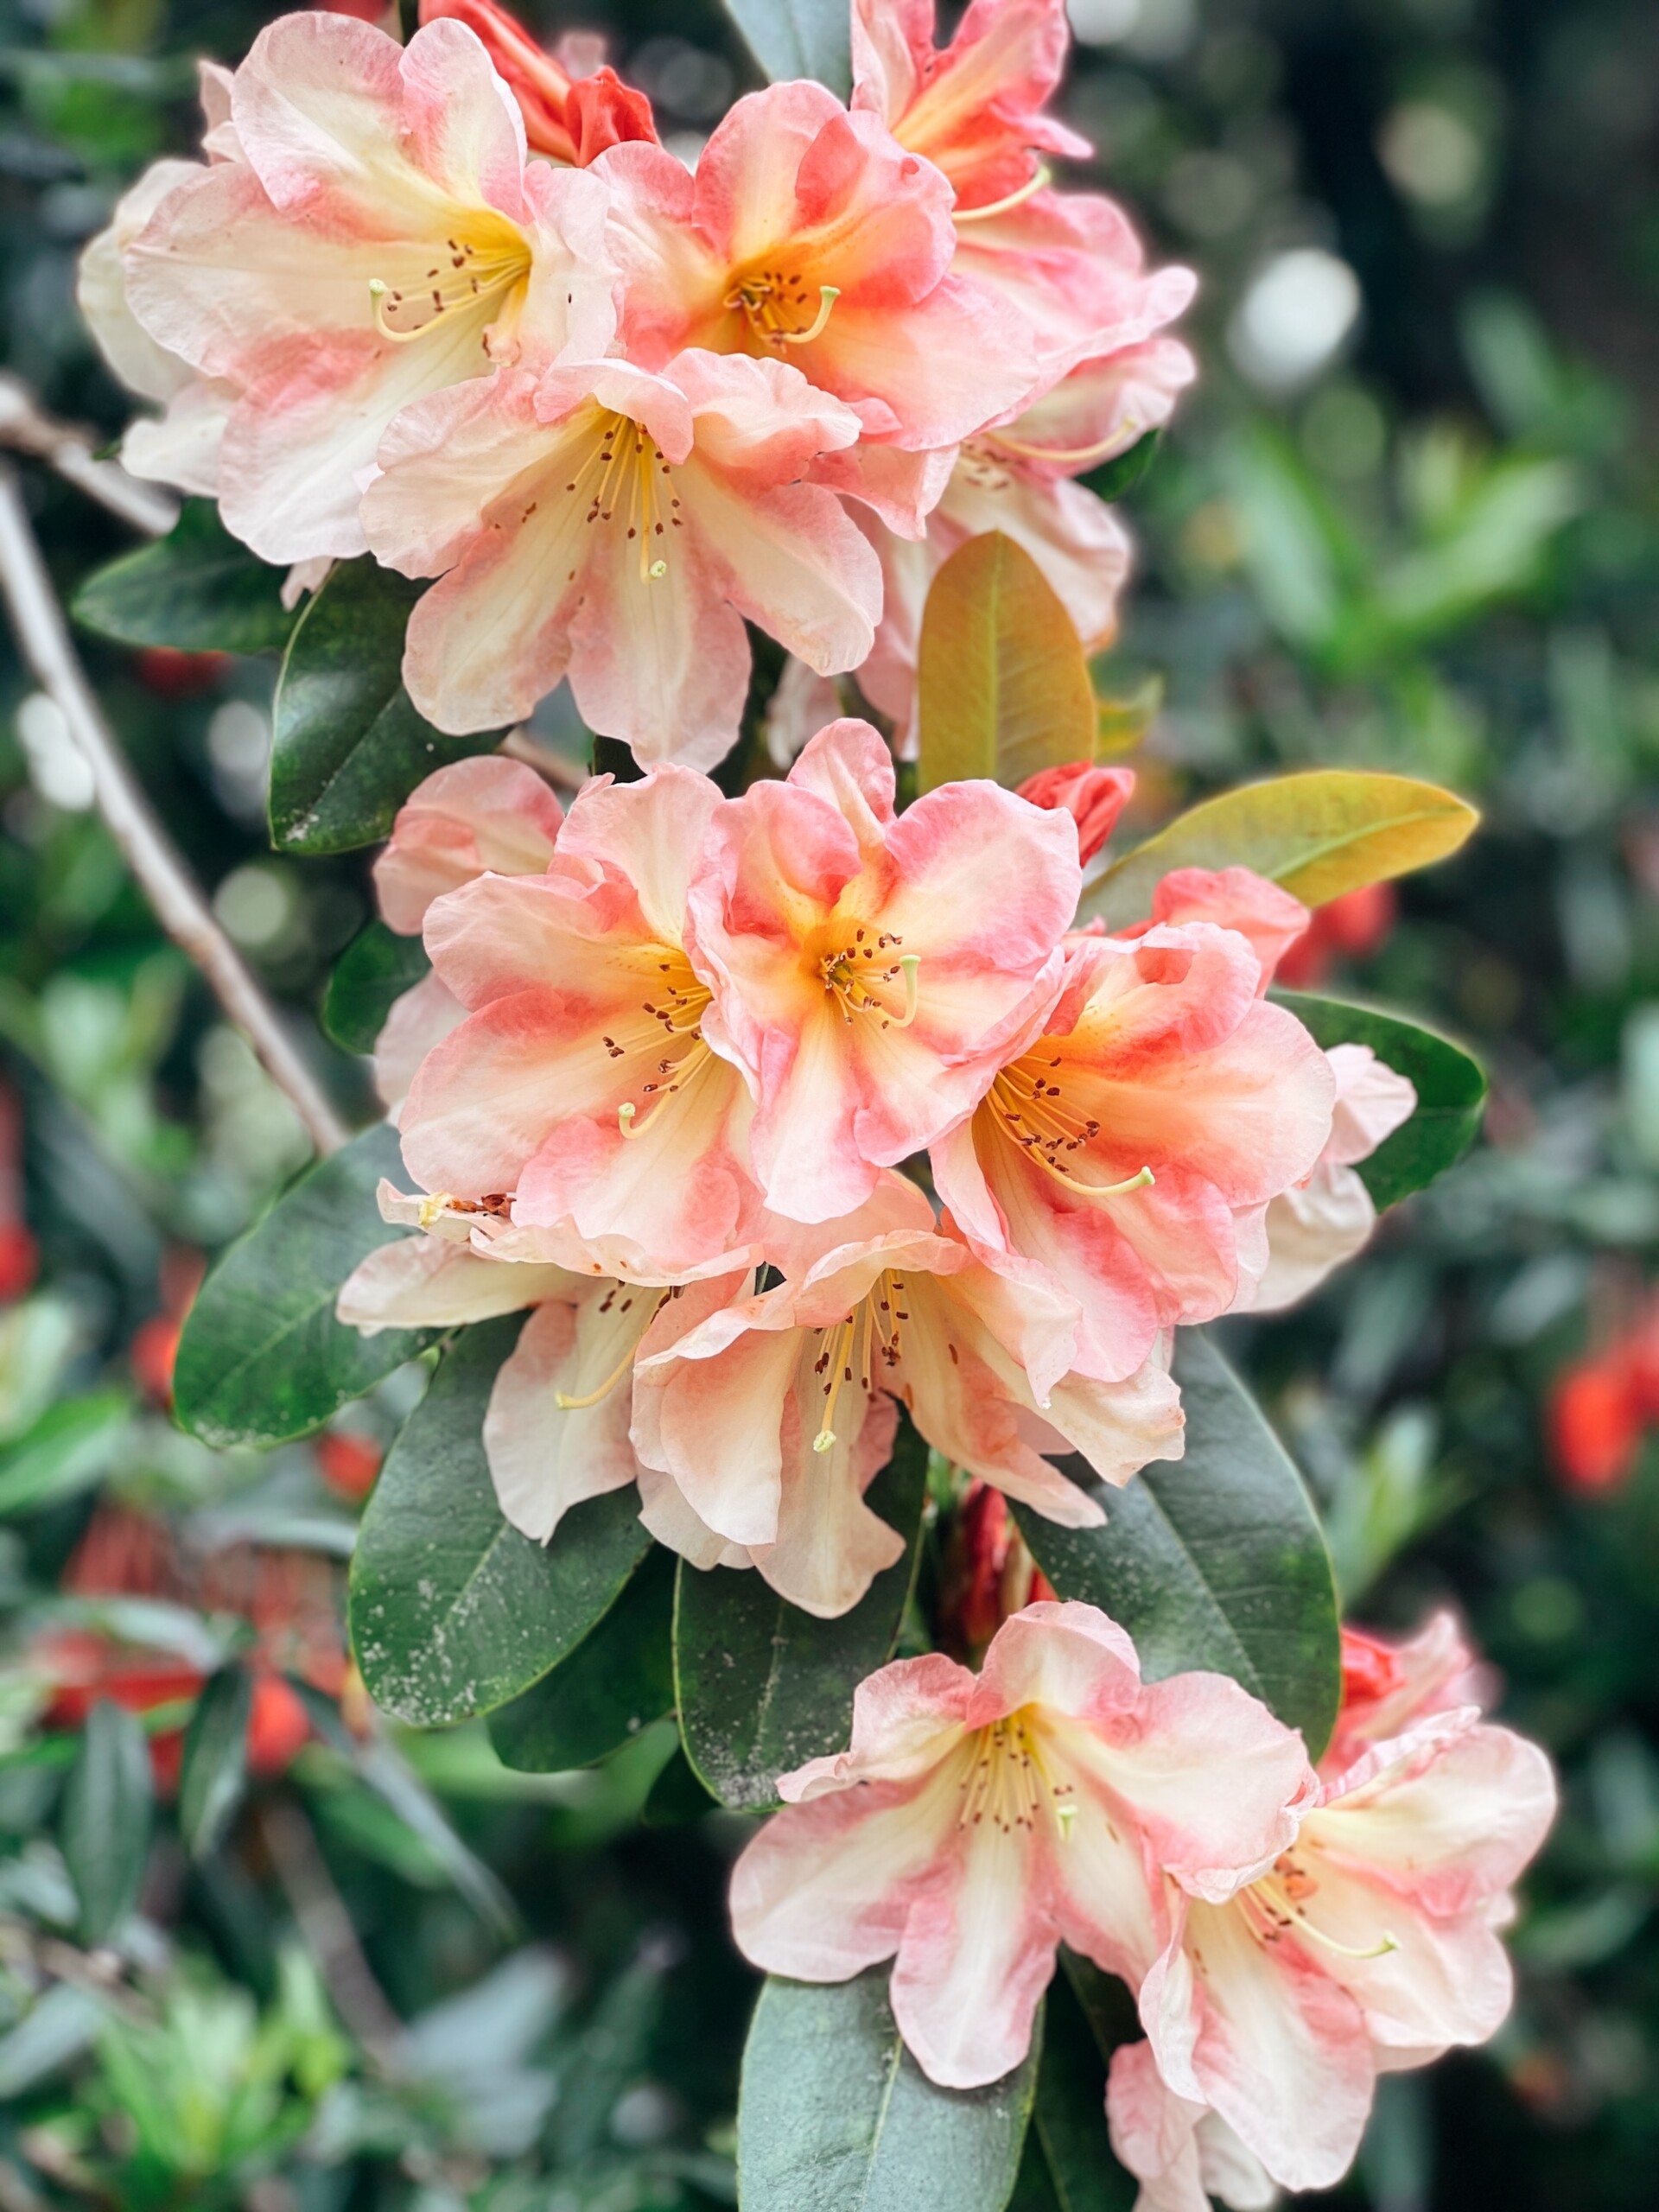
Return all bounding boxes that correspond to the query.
[560,408,682,585]
[810,1271,909,1454]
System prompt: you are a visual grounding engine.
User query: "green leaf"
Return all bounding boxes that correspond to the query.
[60,1700,153,1945]
[1015,1966,1136,2212]
[322,921,431,1055]
[918,532,1096,795]
[0,1391,130,1516]
[1275,994,1487,1208]
[173,1123,435,1448]
[1083,430,1161,505]
[739,1969,1040,2212]
[642,1743,719,1828]
[1013,1332,1340,1758]
[269,561,499,855]
[177,1668,252,1859]
[1082,769,1478,931]
[673,1414,927,1809]
[72,499,296,655]
[487,1543,676,1772]
[349,1316,654,1726]
[719,0,851,95]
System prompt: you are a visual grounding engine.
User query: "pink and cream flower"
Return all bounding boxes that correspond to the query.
[122,12,617,563]
[931,915,1335,1383]
[338,1192,742,1546]
[1116,1623,1556,2200]
[730,1601,1312,2088]
[631,1176,1184,1618]
[685,719,1082,1224]
[366,753,565,1115]
[595,79,1041,454]
[854,339,1196,741]
[360,349,880,758]
[394,763,770,1283]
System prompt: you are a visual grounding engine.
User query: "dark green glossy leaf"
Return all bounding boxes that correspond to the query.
[642,1743,720,1828]
[60,1700,152,1944]
[739,1968,1040,2212]
[1015,1967,1136,2212]
[349,1317,653,1726]
[72,499,296,654]
[177,1668,252,1860]
[488,1543,676,1772]
[1083,431,1161,505]
[173,1123,435,1448]
[270,561,498,855]
[673,1414,928,1809]
[322,920,432,1055]
[1013,1332,1340,1758]
[1275,993,1486,1209]
[719,0,851,95]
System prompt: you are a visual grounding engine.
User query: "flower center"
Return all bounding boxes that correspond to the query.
[553,1282,680,1411]
[988,1050,1154,1200]
[810,1268,909,1454]
[600,948,717,1140]
[1236,1848,1398,1961]
[723,266,841,349]
[560,408,682,583]
[957,1709,1077,1837]
[816,927,920,1029]
[368,220,531,341]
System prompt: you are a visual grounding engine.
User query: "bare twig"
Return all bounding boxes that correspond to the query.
[256,1799,405,2073]
[0,465,348,1155]
[0,377,178,539]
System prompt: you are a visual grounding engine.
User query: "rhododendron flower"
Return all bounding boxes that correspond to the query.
[686,720,1081,1223]
[361,350,880,757]
[855,338,1195,739]
[1276,880,1398,989]
[1116,1626,1555,2198]
[77,64,238,497]
[123,14,617,562]
[731,1601,1311,2088]
[369,754,564,1113]
[851,0,1089,213]
[597,79,1040,453]
[632,1176,1183,1617]
[394,766,778,1281]
[1016,762,1135,866]
[1325,1615,1486,1777]
[1232,1042,1417,1314]
[932,917,1335,1382]
[417,0,657,165]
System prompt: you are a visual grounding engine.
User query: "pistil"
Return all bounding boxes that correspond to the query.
[367,230,530,341]
[724,272,841,348]
[989,1053,1154,1199]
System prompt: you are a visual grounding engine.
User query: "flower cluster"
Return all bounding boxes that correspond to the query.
[79,0,1195,766]
[734,1599,1554,2204]
[330,734,1407,1621]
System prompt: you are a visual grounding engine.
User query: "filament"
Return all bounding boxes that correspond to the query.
[988,417,1145,472]
[950,165,1052,225]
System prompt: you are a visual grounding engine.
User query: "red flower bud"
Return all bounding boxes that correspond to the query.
[1014,762,1135,865]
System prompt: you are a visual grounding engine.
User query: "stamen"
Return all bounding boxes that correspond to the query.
[890,954,921,1031]
[950,164,1052,225]
[988,417,1146,472]
[416,1192,454,1230]
[554,1339,639,1411]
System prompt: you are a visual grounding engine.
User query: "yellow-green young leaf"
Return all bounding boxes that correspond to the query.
[1080,768,1478,930]
[917,531,1096,793]
[1094,671,1164,758]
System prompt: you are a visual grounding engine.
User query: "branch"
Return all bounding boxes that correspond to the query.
[256,1798,405,2074]
[0,377,177,539]
[0,465,348,1156]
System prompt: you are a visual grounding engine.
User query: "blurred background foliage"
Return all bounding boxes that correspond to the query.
[0,0,1656,2205]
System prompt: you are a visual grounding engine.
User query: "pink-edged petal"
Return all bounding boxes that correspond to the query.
[481,1298,641,1541]
[1144,868,1310,992]
[889,1813,1056,2087]
[375,971,467,1119]
[1142,1902,1375,2193]
[1234,1166,1376,1315]
[1324,1043,1417,1166]
[635,1459,752,1572]
[752,1387,905,1619]
[374,755,564,935]
[731,1761,963,1980]
[337,1234,572,1332]
[780,1649,977,1799]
